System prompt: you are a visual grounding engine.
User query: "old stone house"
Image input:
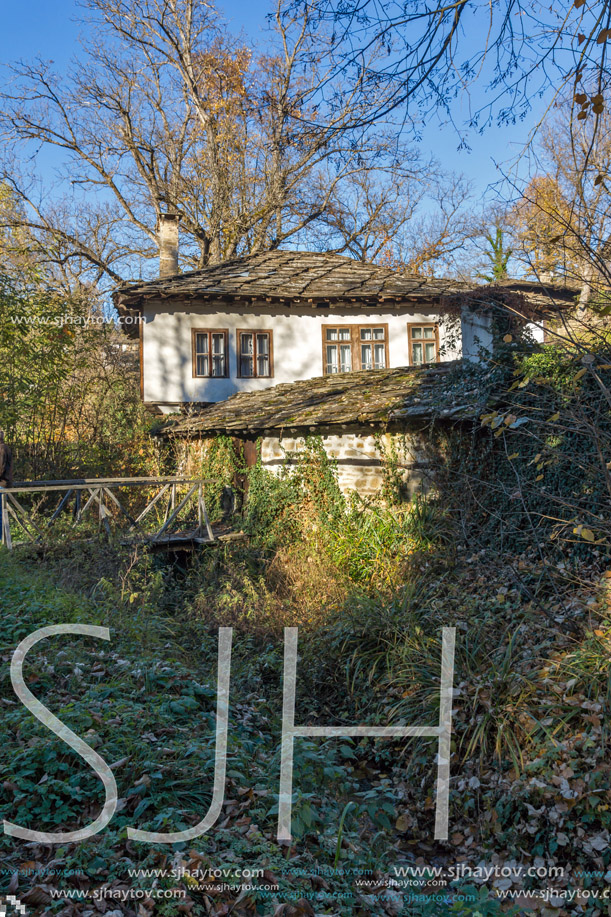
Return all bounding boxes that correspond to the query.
[164,361,486,496]
[114,233,474,413]
[114,233,579,495]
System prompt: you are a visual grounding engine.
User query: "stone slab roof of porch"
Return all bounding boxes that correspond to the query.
[163,361,485,438]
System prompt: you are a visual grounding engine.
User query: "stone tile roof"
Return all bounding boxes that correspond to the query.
[114,250,469,311]
[164,362,483,437]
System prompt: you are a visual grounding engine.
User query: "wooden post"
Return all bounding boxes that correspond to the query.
[201,493,214,543]
[103,486,136,526]
[95,488,112,537]
[1,491,11,549]
[0,477,214,549]
[128,482,171,531]
[153,484,199,540]
[6,494,45,542]
[242,438,258,502]
[48,489,75,529]
[74,490,82,522]
[75,488,101,525]
[163,483,176,525]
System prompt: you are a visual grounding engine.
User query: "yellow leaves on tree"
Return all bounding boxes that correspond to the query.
[194,43,251,115]
[509,175,574,278]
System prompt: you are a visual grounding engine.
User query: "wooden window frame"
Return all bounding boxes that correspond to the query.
[407,322,440,366]
[192,328,229,378]
[321,323,389,375]
[236,329,274,379]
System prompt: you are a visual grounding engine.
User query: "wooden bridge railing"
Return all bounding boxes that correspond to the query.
[0,477,215,550]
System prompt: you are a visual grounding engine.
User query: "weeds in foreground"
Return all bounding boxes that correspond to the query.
[3,436,611,915]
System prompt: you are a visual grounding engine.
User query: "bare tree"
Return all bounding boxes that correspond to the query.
[505,100,611,308]
[0,0,432,290]
[285,0,611,137]
[298,166,428,262]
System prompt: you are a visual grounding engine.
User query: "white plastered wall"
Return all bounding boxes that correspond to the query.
[460,309,546,362]
[141,300,462,410]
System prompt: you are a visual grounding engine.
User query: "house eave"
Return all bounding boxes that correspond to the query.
[158,361,483,439]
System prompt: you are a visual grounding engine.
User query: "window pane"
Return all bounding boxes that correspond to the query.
[240,334,254,376]
[374,342,385,369]
[411,327,422,338]
[360,328,372,340]
[196,333,209,376]
[425,342,436,362]
[340,344,352,372]
[256,334,270,376]
[338,328,351,340]
[211,334,225,375]
[373,328,385,340]
[361,343,372,370]
[412,342,423,364]
[326,329,337,341]
[423,327,435,339]
[326,344,338,373]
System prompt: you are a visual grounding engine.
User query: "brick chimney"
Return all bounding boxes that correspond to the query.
[158,213,180,277]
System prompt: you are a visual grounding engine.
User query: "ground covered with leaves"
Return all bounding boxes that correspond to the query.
[4,356,611,916]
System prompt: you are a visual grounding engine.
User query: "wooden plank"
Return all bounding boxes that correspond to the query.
[153,484,199,539]
[6,501,37,544]
[89,488,112,536]
[163,483,177,524]
[74,490,81,522]
[3,477,208,494]
[201,496,214,543]
[198,484,215,542]
[47,489,75,529]
[243,440,258,468]
[7,494,47,541]
[74,488,101,525]
[1,492,12,549]
[129,483,171,530]
[102,487,137,526]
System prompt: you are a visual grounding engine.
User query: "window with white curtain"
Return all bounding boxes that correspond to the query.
[322,325,388,375]
[238,330,273,378]
[192,329,229,377]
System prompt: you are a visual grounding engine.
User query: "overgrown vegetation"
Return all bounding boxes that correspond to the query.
[2,405,611,914]
[2,0,611,910]
[442,332,611,555]
[0,269,158,480]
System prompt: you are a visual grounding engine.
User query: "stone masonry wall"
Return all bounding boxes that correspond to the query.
[176,427,438,498]
[260,429,434,497]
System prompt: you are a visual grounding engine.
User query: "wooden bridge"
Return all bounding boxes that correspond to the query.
[0,477,215,551]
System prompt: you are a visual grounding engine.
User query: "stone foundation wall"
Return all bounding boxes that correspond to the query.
[260,429,434,497]
[175,427,439,498]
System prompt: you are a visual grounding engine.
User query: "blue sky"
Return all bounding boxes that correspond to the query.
[0,1,272,76]
[0,0,540,214]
